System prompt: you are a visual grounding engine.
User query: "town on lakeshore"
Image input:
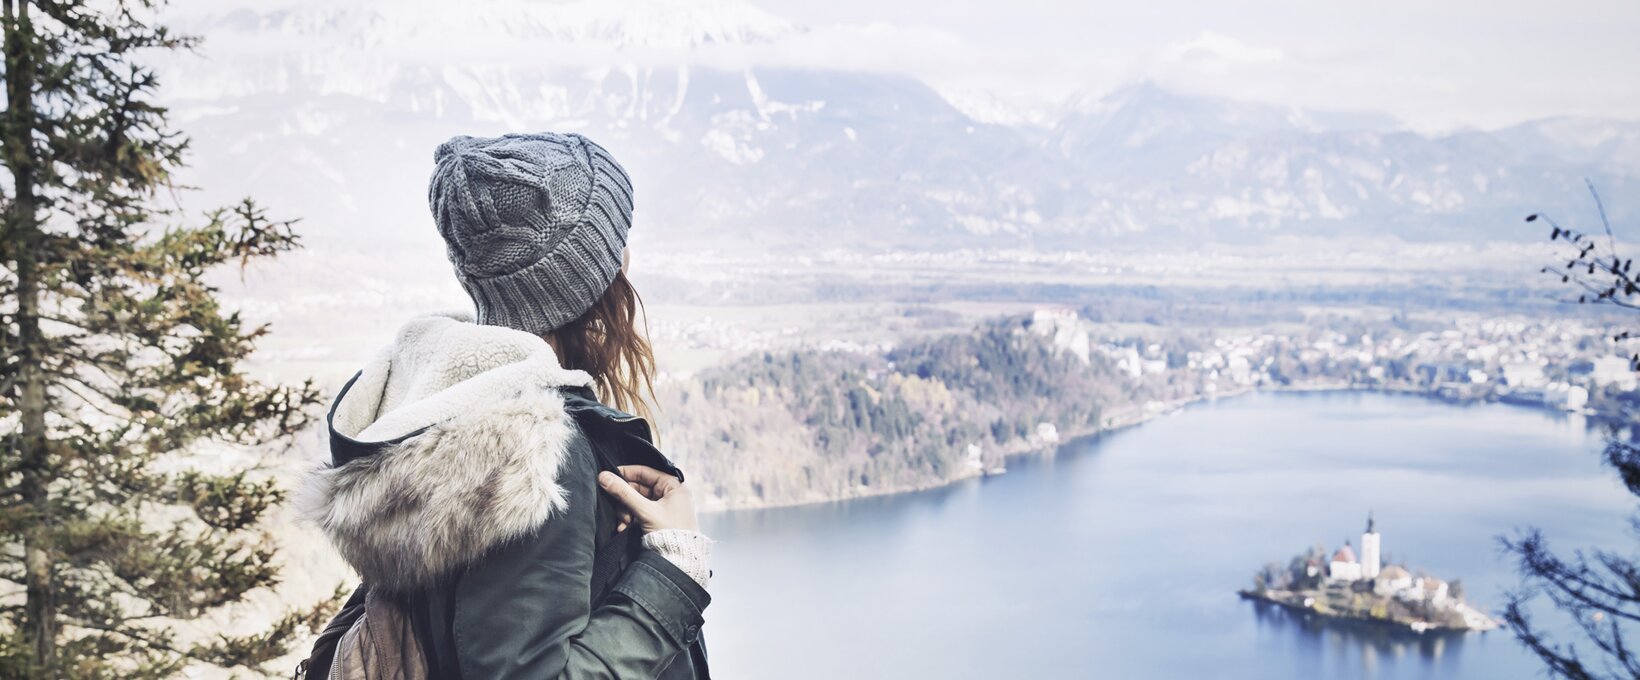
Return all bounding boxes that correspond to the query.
[1239,514,1500,634]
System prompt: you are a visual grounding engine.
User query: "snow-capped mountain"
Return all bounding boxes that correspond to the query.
[158,0,1640,254]
[1053,83,1639,239]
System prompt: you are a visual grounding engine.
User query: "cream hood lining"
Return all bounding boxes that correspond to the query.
[330,310,595,443]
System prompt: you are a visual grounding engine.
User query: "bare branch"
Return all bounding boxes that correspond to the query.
[1590,179,1618,260]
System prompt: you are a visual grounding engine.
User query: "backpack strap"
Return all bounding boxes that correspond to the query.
[295,585,367,680]
[327,590,430,680]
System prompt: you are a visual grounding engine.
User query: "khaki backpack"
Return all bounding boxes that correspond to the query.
[299,587,428,680]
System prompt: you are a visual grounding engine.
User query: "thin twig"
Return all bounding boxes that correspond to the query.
[1590,179,1617,259]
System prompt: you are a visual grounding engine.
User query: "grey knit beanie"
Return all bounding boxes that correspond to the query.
[427,132,634,335]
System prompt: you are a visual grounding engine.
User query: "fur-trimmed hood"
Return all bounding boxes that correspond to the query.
[298,311,596,591]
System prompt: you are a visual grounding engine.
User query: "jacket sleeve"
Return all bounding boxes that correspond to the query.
[450,432,710,679]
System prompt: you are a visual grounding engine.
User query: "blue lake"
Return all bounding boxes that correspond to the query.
[699,391,1635,679]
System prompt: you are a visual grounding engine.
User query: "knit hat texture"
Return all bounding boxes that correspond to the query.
[428,132,633,335]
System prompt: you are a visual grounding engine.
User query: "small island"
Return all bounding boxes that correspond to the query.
[1238,514,1500,633]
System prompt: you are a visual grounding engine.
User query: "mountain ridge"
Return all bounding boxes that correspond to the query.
[155,4,1640,251]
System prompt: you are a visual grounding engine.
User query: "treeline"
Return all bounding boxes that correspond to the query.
[656,315,1125,509]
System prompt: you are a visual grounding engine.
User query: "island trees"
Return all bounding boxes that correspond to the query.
[1,1,333,676]
[1507,184,1640,679]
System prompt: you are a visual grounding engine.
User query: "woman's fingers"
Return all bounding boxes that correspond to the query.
[623,478,659,500]
[616,465,679,496]
[614,465,669,486]
[598,471,656,522]
[602,466,699,533]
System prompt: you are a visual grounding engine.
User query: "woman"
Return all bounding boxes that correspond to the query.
[297,132,712,679]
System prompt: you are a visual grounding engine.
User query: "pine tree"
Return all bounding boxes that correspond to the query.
[0,1,335,676]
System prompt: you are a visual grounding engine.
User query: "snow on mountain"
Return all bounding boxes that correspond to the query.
[1492,117,1640,173]
[156,1,1640,256]
[933,84,1058,129]
[1051,82,1638,237]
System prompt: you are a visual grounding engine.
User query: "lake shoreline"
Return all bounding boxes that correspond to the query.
[1237,590,1480,635]
[700,382,1591,514]
[702,378,1608,678]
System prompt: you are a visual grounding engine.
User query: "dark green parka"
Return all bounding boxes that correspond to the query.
[298,313,710,679]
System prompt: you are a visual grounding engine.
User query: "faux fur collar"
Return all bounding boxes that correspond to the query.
[298,311,598,591]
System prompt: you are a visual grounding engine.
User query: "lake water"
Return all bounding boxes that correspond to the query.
[698,391,1636,679]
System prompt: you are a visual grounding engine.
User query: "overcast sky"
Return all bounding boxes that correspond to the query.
[163,0,1640,133]
[756,0,1640,131]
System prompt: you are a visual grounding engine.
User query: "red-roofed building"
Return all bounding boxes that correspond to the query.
[1328,540,1363,581]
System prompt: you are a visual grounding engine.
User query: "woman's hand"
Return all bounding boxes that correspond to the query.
[597,465,700,534]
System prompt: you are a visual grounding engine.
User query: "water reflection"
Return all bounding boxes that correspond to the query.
[700,392,1627,679]
[1248,599,1468,668]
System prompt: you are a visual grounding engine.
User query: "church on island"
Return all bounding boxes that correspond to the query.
[1323,514,1453,605]
[1241,513,1498,633]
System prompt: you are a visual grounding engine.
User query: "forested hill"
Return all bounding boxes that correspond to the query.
[656,303,1640,510]
[657,314,1126,509]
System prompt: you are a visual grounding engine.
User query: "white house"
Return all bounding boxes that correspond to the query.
[1593,355,1638,391]
[1545,382,1590,412]
[1502,362,1549,389]
[1328,543,1362,581]
[1416,577,1450,606]
[1327,514,1381,582]
[1376,565,1414,595]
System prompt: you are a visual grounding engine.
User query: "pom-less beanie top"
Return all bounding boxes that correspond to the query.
[427,132,634,335]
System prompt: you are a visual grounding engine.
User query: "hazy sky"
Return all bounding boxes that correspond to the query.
[162,0,1640,132]
[751,0,1640,131]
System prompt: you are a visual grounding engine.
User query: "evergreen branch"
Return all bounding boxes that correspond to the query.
[43,368,125,419]
[1,1,328,674]
[32,312,91,331]
[189,593,346,672]
[60,617,209,668]
[59,346,127,376]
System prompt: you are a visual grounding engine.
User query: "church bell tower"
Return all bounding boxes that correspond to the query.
[1360,512,1381,579]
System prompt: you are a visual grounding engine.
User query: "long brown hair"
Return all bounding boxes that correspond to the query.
[542,270,659,435]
